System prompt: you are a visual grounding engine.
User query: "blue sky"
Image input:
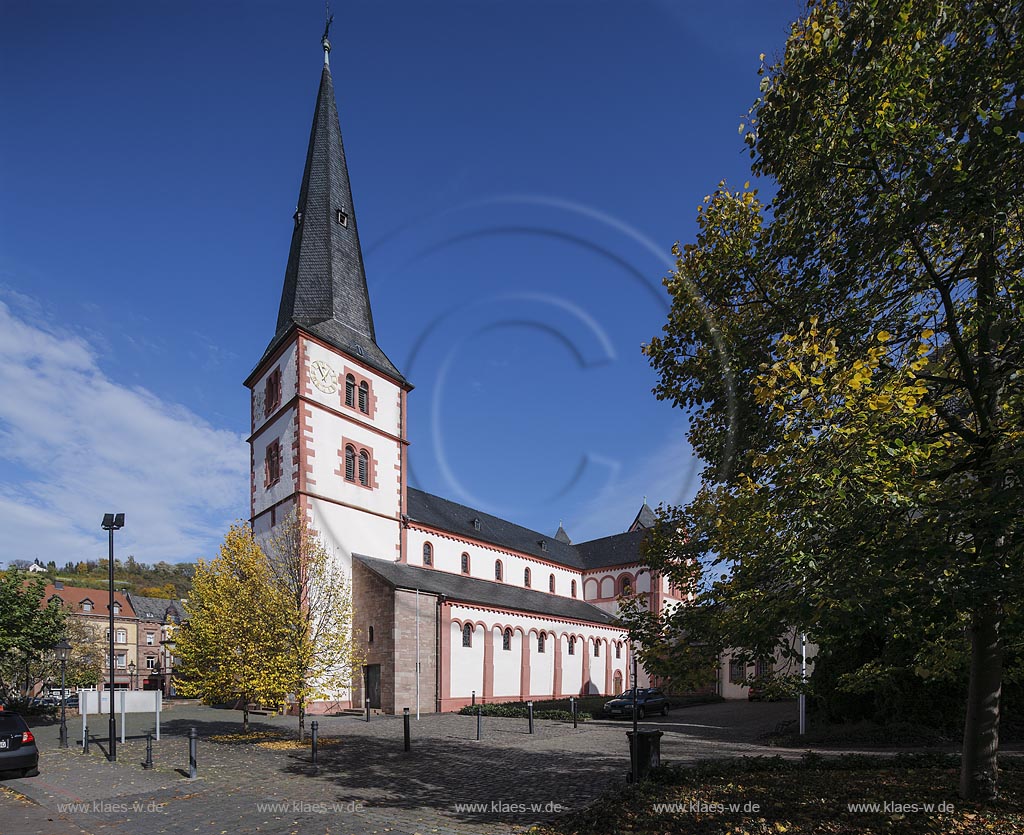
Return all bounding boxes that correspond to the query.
[0,1,801,565]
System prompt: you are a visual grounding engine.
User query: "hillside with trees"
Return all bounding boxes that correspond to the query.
[4,556,194,599]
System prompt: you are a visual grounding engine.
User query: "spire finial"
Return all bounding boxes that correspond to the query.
[322,1,334,65]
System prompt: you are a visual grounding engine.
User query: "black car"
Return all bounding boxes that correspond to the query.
[0,712,40,777]
[601,688,670,719]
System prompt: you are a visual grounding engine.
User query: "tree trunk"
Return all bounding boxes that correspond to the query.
[298,696,306,742]
[959,606,1002,800]
[242,705,250,734]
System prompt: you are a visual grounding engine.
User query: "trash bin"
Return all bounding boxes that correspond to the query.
[626,730,664,781]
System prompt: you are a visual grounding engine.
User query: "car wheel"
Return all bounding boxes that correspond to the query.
[22,767,40,778]
[638,706,646,720]
[661,704,669,716]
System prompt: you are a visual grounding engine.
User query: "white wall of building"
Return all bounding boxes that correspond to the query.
[251,341,298,434]
[450,620,484,698]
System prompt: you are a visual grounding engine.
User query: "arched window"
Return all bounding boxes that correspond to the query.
[620,575,633,596]
[358,380,369,414]
[502,628,512,651]
[461,553,470,574]
[345,374,356,407]
[422,542,433,567]
[462,623,473,647]
[524,567,531,587]
[571,580,577,598]
[568,636,576,655]
[594,640,600,657]
[495,560,503,581]
[537,632,546,653]
[358,449,369,486]
[615,641,622,659]
[344,445,355,481]
[549,574,556,593]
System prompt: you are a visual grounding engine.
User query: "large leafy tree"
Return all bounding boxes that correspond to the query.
[265,509,361,741]
[0,571,66,701]
[638,0,1022,800]
[174,523,294,731]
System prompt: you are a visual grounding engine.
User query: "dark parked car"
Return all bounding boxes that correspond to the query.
[0,712,39,777]
[601,688,670,720]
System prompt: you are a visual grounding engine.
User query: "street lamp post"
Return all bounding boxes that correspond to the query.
[53,638,72,749]
[101,512,124,762]
[128,661,136,691]
[161,635,177,698]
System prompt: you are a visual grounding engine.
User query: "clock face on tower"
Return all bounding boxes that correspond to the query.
[309,360,338,393]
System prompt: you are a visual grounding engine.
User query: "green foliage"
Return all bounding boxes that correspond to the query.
[640,0,1023,801]
[0,570,66,701]
[6,558,196,598]
[456,702,591,722]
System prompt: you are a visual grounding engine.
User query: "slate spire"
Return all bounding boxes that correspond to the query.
[263,36,405,384]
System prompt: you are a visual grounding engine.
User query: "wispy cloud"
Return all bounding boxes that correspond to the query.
[566,432,701,543]
[0,301,248,564]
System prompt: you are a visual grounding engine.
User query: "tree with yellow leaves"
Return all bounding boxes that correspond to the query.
[174,523,293,732]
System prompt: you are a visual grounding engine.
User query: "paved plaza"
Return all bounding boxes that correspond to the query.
[1,700,799,835]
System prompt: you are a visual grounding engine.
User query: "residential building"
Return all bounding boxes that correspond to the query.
[127,594,187,695]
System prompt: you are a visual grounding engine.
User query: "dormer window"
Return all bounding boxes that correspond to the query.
[336,209,348,226]
[293,209,303,227]
[471,518,481,532]
[112,603,121,615]
[81,599,93,612]
[539,539,547,551]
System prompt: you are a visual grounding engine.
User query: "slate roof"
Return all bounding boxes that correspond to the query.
[406,488,647,572]
[554,523,572,545]
[629,502,657,531]
[255,62,405,385]
[354,556,618,626]
[128,594,188,624]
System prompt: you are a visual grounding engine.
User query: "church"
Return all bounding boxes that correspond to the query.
[244,34,687,715]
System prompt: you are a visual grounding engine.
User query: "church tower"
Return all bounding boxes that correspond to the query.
[245,32,409,573]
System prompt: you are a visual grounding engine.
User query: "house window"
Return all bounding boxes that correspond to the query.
[460,553,470,574]
[82,600,93,612]
[358,450,369,486]
[345,374,356,408]
[266,440,282,486]
[422,543,433,567]
[462,623,473,648]
[502,628,512,651]
[145,656,156,670]
[524,567,531,587]
[616,641,622,659]
[729,658,747,685]
[494,560,503,581]
[755,658,774,678]
[264,367,281,417]
[368,626,374,644]
[571,580,577,598]
[146,633,155,646]
[568,636,575,655]
[112,603,120,615]
[549,574,556,593]
[594,640,600,657]
[358,381,369,414]
[115,652,127,669]
[116,629,127,644]
[344,445,356,481]
[537,632,546,653]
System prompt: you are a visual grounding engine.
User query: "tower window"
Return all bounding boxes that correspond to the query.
[494,560,503,582]
[460,553,470,574]
[344,445,355,481]
[524,567,531,587]
[422,542,433,567]
[358,381,369,414]
[264,367,281,417]
[358,450,369,486]
[502,628,512,651]
[462,623,473,648]
[336,209,348,226]
[345,374,355,408]
[266,440,282,487]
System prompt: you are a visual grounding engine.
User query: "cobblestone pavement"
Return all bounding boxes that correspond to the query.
[0,700,796,835]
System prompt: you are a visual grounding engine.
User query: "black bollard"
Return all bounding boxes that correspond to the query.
[311,720,319,765]
[403,707,411,752]
[571,697,577,729]
[528,701,534,734]
[143,733,154,770]
[187,726,197,779]
[83,728,90,755]
[476,706,481,741]
[365,697,370,722]
[471,690,476,707]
